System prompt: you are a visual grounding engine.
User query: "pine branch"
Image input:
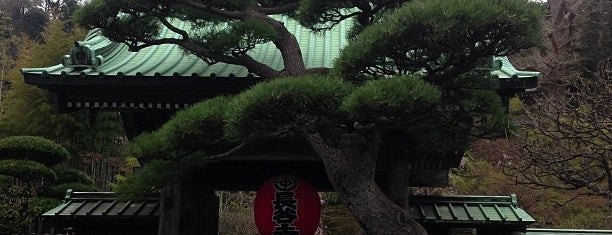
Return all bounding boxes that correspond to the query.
[206,142,247,163]
[175,0,243,19]
[157,17,189,40]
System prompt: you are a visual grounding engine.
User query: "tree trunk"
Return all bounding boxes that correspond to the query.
[159,179,219,235]
[305,133,428,235]
[248,11,307,76]
[602,155,612,207]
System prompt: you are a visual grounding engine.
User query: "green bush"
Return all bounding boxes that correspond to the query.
[0,160,56,182]
[28,197,62,214]
[53,168,95,185]
[0,174,11,187]
[39,182,99,199]
[0,136,70,166]
[0,186,34,235]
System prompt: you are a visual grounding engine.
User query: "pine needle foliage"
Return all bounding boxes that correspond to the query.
[332,0,542,81]
[202,20,278,55]
[126,131,171,162]
[114,159,177,199]
[225,75,354,141]
[161,96,234,150]
[442,73,509,137]
[341,75,441,122]
[297,0,353,30]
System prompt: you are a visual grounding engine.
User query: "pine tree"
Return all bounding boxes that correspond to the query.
[75,0,542,233]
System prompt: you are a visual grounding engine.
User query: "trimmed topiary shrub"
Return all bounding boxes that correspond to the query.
[0,136,70,166]
[0,160,56,182]
[53,168,95,185]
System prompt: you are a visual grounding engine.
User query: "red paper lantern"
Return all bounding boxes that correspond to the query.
[254,175,321,235]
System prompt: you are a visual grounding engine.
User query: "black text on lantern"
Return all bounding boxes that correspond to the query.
[272,176,299,235]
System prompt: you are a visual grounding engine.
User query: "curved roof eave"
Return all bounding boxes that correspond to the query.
[21,17,540,84]
[491,56,541,79]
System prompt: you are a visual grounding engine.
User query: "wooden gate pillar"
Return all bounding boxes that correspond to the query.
[386,158,412,209]
[159,179,219,235]
[383,157,448,209]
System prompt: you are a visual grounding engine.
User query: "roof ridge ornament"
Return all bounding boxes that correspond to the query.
[62,41,104,70]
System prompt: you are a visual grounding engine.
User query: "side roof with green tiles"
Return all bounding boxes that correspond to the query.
[42,192,536,230]
[42,190,160,218]
[408,194,536,225]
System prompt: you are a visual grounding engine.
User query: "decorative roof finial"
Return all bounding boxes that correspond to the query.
[62,41,104,70]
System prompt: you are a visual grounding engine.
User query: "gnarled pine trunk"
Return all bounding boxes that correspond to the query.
[305,133,428,235]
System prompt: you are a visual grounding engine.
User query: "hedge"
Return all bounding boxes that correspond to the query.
[0,160,56,182]
[0,136,70,166]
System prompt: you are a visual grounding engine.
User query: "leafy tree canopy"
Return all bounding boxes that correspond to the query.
[0,0,50,41]
[507,0,611,204]
[1,19,125,156]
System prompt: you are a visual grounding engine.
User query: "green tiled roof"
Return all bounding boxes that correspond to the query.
[22,16,351,79]
[42,192,534,228]
[21,17,537,80]
[42,190,159,218]
[42,191,611,235]
[409,194,535,225]
[21,16,540,114]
